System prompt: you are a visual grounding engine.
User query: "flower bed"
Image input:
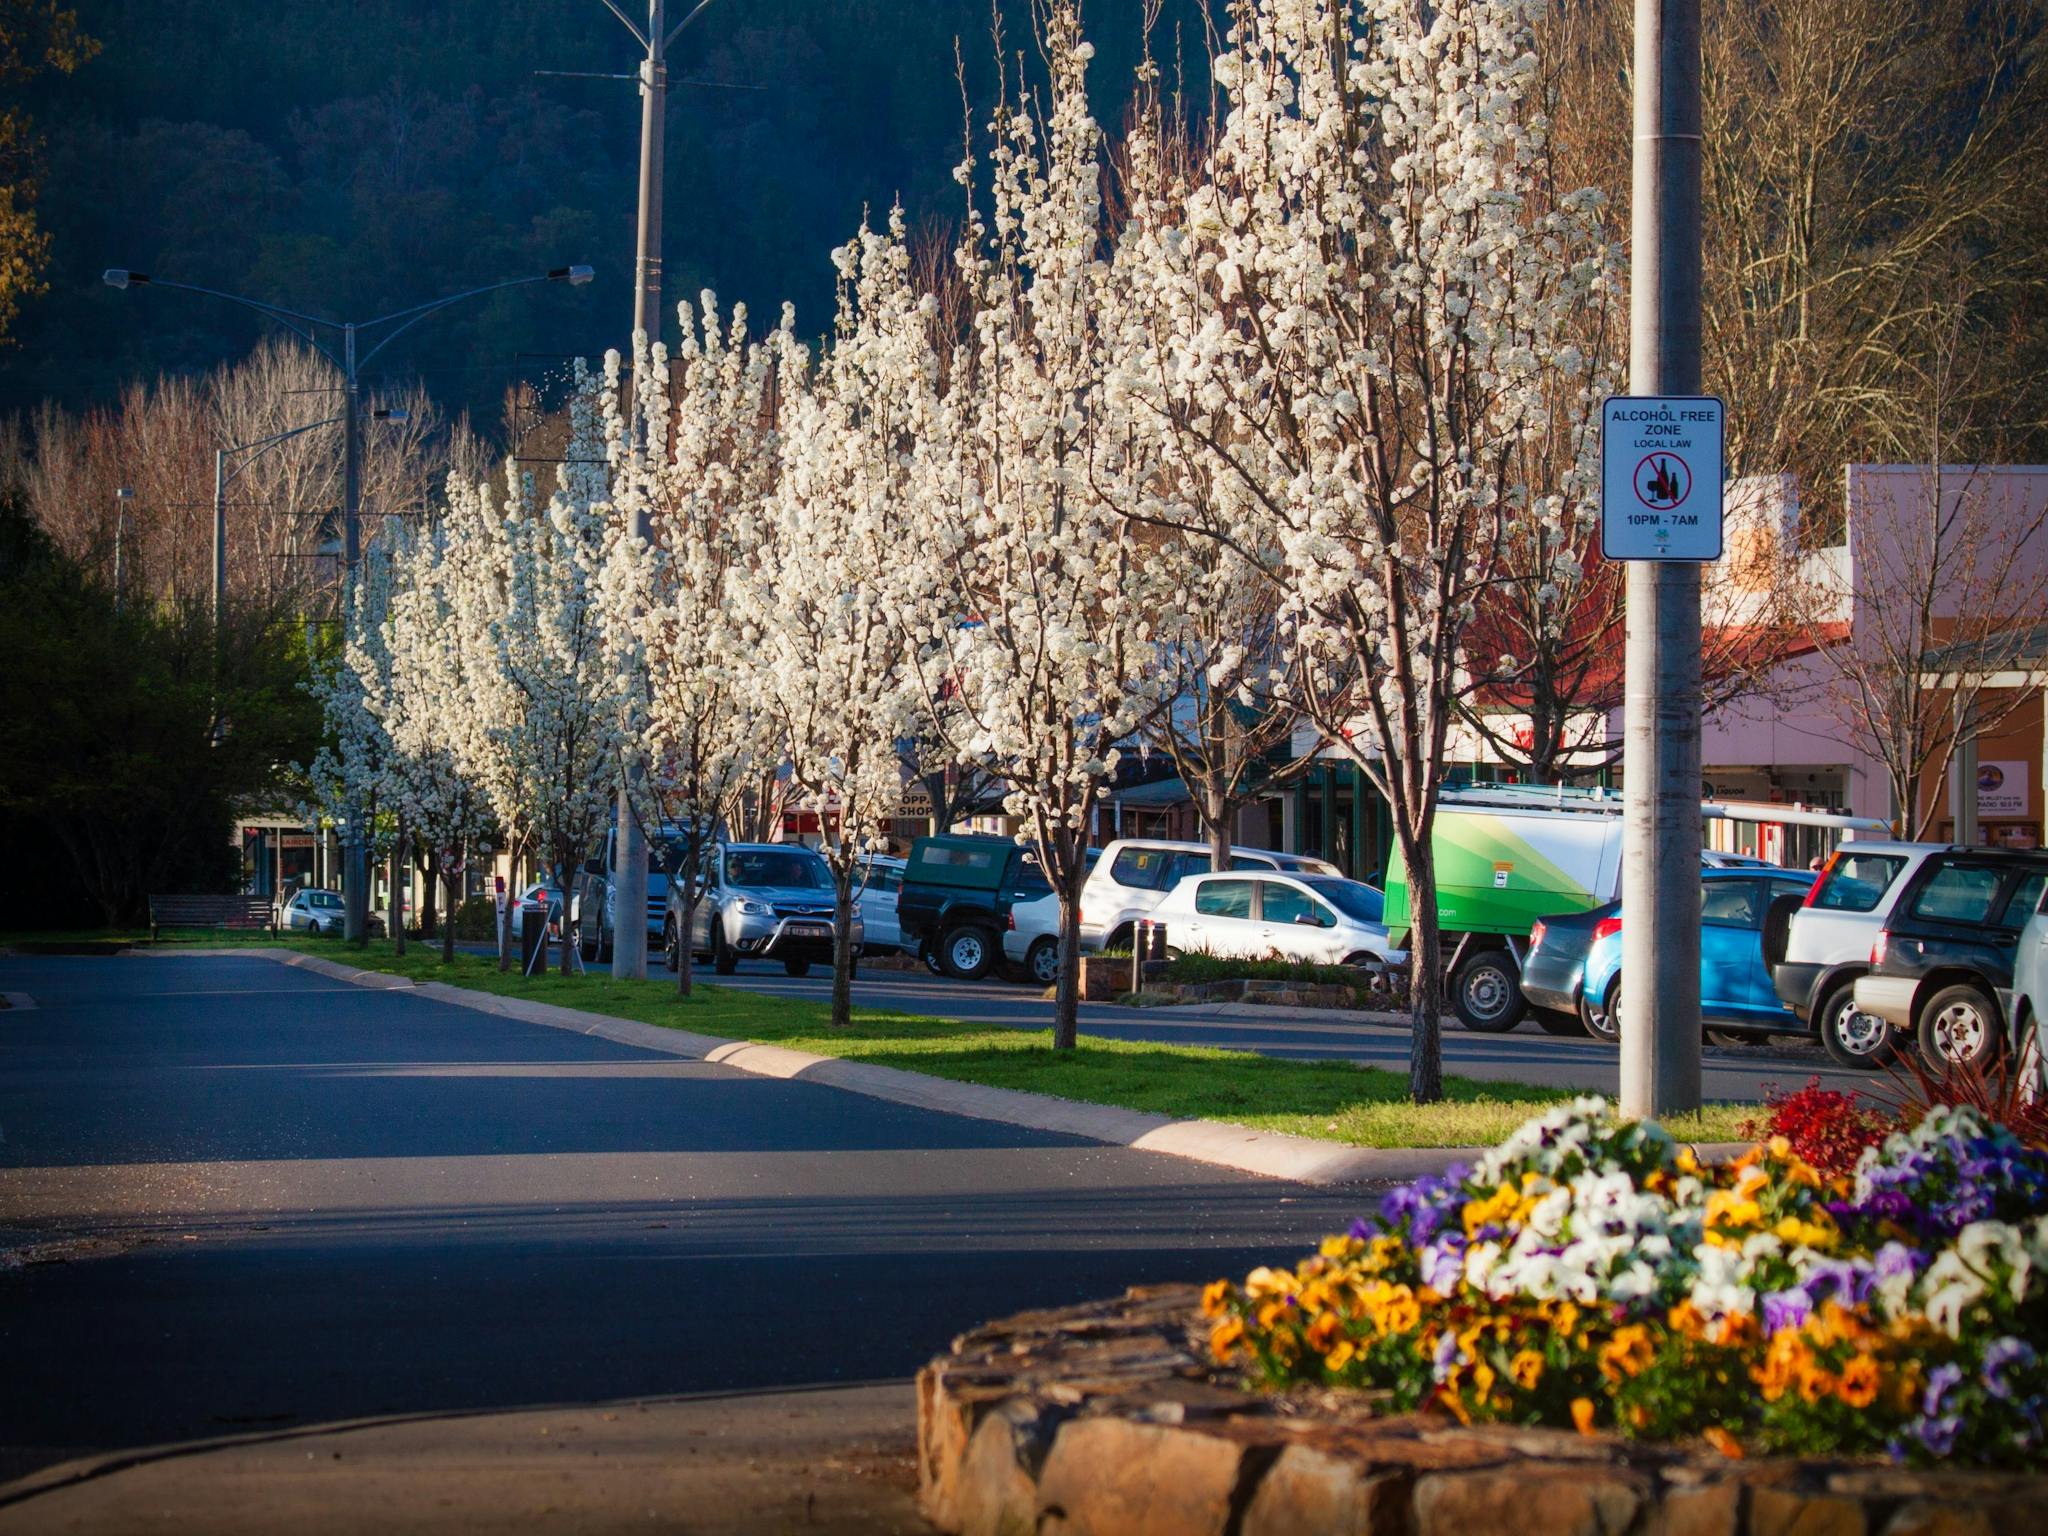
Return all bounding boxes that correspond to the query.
[1202,1099,2048,1466]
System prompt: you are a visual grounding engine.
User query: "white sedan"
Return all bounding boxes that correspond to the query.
[281,887,347,935]
[1003,892,1063,985]
[1149,871,1404,968]
[856,855,906,953]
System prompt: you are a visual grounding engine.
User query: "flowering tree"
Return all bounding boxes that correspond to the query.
[602,301,791,998]
[304,539,397,946]
[905,4,1170,1050]
[740,222,927,1027]
[381,519,493,964]
[1113,0,1615,1100]
[444,365,634,974]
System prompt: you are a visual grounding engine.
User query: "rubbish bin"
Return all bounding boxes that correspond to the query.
[520,904,549,975]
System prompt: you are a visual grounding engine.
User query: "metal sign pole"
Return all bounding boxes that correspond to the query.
[1619,0,1706,1118]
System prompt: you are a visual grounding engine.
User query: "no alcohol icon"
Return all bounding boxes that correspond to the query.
[1633,452,1690,510]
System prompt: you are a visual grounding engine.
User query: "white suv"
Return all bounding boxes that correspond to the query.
[1078,839,1341,953]
[1768,841,1950,1068]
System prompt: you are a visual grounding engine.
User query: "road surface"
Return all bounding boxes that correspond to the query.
[0,951,1365,1503]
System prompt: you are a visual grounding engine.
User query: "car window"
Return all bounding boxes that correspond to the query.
[1700,880,1760,928]
[919,841,1003,873]
[1997,871,2048,928]
[724,849,832,890]
[307,890,342,909]
[1810,851,1906,913]
[1236,854,1278,871]
[1910,864,2005,924]
[1166,851,1212,885]
[1259,881,1319,925]
[1193,878,1255,919]
[1110,846,1174,889]
[1302,877,1384,924]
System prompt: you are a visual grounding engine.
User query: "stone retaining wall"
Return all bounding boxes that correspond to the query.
[917,1286,2040,1536]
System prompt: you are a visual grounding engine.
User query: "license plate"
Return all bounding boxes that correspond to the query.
[786,922,830,939]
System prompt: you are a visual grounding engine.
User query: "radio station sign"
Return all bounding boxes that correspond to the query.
[1601,395,1725,562]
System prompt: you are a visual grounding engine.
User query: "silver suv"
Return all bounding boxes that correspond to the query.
[664,842,862,978]
[1768,841,1950,1068]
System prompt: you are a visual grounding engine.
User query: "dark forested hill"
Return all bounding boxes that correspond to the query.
[3,0,1212,425]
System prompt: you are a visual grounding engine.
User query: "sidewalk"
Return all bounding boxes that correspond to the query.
[0,1386,927,1535]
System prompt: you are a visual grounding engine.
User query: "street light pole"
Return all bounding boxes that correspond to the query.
[212,450,227,634]
[113,486,134,617]
[1619,0,1705,1118]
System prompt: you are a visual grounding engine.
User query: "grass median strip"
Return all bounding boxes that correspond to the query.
[107,935,1753,1149]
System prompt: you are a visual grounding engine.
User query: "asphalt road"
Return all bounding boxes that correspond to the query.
[614,947,1865,1099]
[0,952,1366,1487]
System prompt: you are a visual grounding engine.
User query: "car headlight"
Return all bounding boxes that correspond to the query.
[736,899,773,916]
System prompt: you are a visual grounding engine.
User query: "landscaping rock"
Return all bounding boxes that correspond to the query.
[917,1287,2048,1536]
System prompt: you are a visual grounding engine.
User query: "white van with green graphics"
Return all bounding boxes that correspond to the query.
[1383,787,1885,1032]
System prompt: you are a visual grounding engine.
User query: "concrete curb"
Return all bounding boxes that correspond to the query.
[168,948,1477,1188]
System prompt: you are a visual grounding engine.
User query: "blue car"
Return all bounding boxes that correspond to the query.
[1575,868,1818,1045]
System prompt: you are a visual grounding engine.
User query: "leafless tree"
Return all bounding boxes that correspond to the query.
[1786,296,2048,836]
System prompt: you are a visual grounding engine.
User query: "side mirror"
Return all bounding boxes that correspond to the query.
[585,858,606,876]
[1293,913,1323,927]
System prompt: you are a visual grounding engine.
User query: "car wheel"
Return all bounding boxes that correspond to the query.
[1918,983,2000,1068]
[580,925,599,964]
[1817,982,1890,1069]
[1026,937,1060,986]
[1536,1008,1587,1037]
[1451,950,1527,1033]
[783,957,812,977]
[712,921,738,976]
[940,924,996,981]
[1581,979,1622,1046]
[663,921,680,973]
[921,940,944,976]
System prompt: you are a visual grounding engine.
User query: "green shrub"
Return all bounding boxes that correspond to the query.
[1163,952,1371,988]
[454,895,501,941]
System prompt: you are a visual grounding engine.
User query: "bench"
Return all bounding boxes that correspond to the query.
[147,893,278,942]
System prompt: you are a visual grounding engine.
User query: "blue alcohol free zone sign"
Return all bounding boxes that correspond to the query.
[1600,396,1724,562]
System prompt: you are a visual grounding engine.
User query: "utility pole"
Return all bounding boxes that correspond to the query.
[1619,0,1705,1118]
[608,0,672,981]
[599,0,719,979]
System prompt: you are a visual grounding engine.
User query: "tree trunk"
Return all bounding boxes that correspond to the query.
[442,866,459,965]
[390,822,407,957]
[556,853,577,976]
[676,888,697,998]
[1403,843,1444,1103]
[420,849,439,939]
[831,869,854,1029]
[1052,885,1082,1050]
[1205,782,1232,872]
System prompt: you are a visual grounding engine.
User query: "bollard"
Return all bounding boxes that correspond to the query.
[1134,919,1168,992]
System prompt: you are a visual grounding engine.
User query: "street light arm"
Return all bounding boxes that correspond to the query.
[218,414,345,489]
[665,0,720,48]
[106,273,345,370]
[353,268,592,369]
[598,0,648,46]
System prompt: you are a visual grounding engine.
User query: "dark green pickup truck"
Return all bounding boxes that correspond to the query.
[896,833,1052,980]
